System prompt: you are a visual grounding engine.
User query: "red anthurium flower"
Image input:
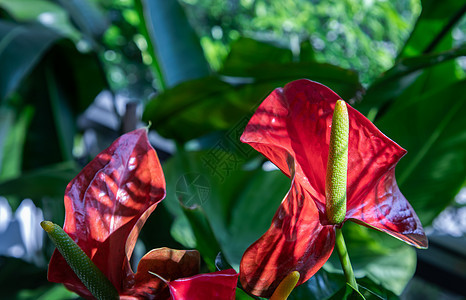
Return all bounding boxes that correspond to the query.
[47,129,238,299]
[164,268,238,300]
[239,79,428,298]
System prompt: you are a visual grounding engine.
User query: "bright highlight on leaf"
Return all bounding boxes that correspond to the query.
[326,99,349,225]
[41,221,118,300]
[270,271,300,300]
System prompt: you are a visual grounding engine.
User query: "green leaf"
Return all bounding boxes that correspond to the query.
[328,284,365,300]
[290,269,398,300]
[15,284,77,300]
[356,44,466,118]
[16,40,105,170]
[220,37,293,75]
[140,0,210,88]
[0,162,78,199]
[55,0,108,42]
[162,149,289,270]
[180,205,222,270]
[376,79,466,225]
[0,106,33,180]
[0,0,80,41]
[0,20,61,101]
[357,278,399,300]
[0,106,16,176]
[144,62,362,143]
[324,222,416,295]
[288,269,346,300]
[398,0,466,57]
[134,0,165,90]
[46,66,75,161]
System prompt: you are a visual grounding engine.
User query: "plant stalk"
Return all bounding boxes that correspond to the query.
[335,227,358,291]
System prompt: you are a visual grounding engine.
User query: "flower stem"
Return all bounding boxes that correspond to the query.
[335,227,358,291]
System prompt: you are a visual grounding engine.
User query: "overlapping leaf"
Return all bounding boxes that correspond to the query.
[143,37,362,143]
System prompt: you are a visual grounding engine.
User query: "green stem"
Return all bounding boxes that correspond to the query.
[335,227,358,291]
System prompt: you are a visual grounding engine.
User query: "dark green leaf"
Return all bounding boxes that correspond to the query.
[55,0,108,42]
[221,37,293,75]
[215,252,233,271]
[357,277,399,300]
[376,79,466,225]
[144,62,362,143]
[140,0,210,88]
[290,268,399,300]
[0,106,33,180]
[324,222,417,295]
[46,66,75,161]
[356,44,466,118]
[328,284,365,300]
[181,204,222,270]
[162,149,289,269]
[0,162,78,199]
[288,269,346,300]
[398,0,466,57]
[0,0,80,41]
[0,21,61,101]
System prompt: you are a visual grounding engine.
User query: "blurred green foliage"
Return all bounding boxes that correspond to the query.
[180,0,422,84]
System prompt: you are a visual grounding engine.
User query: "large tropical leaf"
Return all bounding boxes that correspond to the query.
[162,149,289,270]
[355,44,466,118]
[324,222,416,296]
[0,162,78,199]
[0,106,32,181]
[376,79,466,225]
[398,0,466,57]
[140,0,210,88]
[144,62,362,143]
[0,0,80,40]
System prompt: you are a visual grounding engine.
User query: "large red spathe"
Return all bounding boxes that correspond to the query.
[47,129,238,299]
[239,79,427,297]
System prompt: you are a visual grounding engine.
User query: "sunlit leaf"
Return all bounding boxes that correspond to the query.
[140,0,210,88]
[398,0,466,57]
[376,79,466,225]
[144,61,362,143]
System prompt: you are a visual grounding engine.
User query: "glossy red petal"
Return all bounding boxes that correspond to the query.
[168,269,238,300]
[48,129,166,297]
[239,170,335,298]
